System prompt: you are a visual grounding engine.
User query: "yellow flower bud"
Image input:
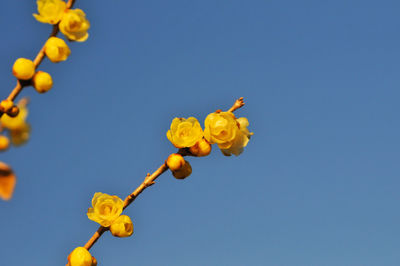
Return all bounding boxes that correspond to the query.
[87,192,124,227]
[60,9,90,42]
[45,37,71,63]
[189,138,212,157]
[33,71,53,93]
[12,58,35,80]
[166,153,185,171]
[110,215,134,238]
[33,0,66,24]
[166,117,204,148]
[172,160,192,180]
[0,135,10,151]
[0,100,14,113]
[67,247,96,266]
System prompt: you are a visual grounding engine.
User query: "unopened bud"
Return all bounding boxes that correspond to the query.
[166,153,185,171]
[12,58,35,80]
[189,138,212,157]
[172,160,192,180]
[0,100,14,113]
[110,215,134,238]
[33,71,53,93]
[67,247,96,266]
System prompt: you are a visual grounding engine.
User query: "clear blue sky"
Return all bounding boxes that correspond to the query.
[1,0,400,265]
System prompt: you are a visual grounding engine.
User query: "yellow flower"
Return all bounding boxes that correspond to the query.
[0,100,14,113]
[33,0,66,25]
[10,123,31,146]
[12,58,35,80]
[87,192,124,227]
[166,117,203,148]
[1,105,28,131]
[67,247,97,266]
[204,111,238,149]
[220,117,253,156]
[33,71,53,93]
[110,215,134,238]
[60,9,90,42]
[44,37,71,63]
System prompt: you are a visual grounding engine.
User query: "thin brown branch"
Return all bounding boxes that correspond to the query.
[1,0,77,117]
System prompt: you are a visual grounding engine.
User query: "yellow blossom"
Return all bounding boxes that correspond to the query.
[60,9,90,42]
[110,215,134,238]
[0,161,16,201]
[172,160,192,180]
[10,123,31,146]
[166,117,203,148]
[33,0,66,24]
[33,71,53,93]
[87,192,124,227]
[189,138,212,157]
[45,37,71,63]
[67,247,97,266]
[220,117,253,156]
[12,58,35,80]
[166,153,185,171]
[204,111,238,149]
[0,136,10,151]
[1,105,28,131]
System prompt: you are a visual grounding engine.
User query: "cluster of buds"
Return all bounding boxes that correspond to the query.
[0,98,31,152]
[165,107,253,179]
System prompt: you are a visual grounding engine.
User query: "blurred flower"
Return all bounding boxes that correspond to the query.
[67,247,97,266]
[12,58,35,80]
[166,117,203,148]
[1,104,28,131]
[0,161,16,201]
[33,71,53,93]
[87,192,124,227]
[0,135,10,151]
[60,9,90,42]
[10,123,31,146]
[110,215,134,238]
[33,0,66,24]
[45,37,71,63]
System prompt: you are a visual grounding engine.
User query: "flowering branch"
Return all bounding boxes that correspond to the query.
[78,98,247,259]
[0,0,76,117]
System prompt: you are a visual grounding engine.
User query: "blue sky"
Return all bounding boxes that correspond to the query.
[1,0,400,265]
